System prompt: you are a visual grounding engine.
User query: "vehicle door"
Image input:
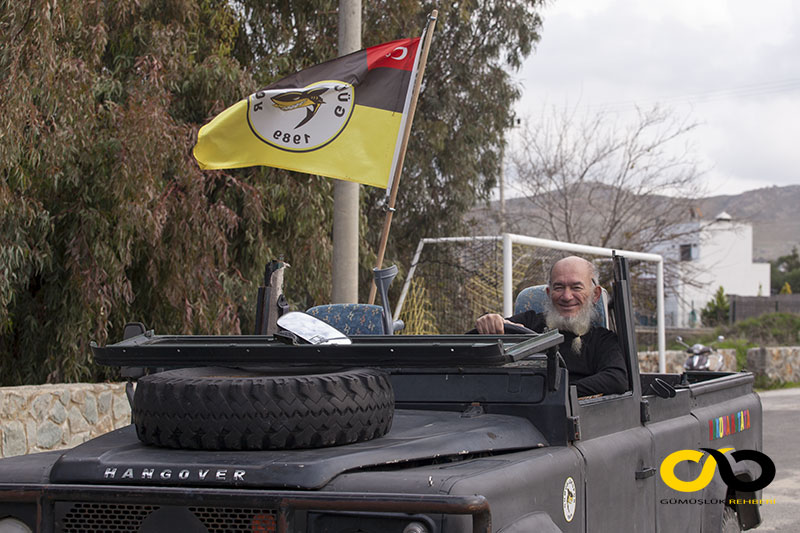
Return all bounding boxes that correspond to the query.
[572,392,656,532]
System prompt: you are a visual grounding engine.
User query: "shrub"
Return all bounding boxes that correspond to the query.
[701,286,729,327]
[719,312,800,347]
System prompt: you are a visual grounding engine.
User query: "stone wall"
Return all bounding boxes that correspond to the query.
[746,346,800,383]
[638,348,738,374]
[0,382,130,458]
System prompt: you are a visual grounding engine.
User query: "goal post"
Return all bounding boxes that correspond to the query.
[395,233,666,372]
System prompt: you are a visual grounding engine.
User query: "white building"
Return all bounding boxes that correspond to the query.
[660,212,770,327]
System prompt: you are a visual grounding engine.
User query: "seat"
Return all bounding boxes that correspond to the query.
[306,304,387,335]
[513,284,610,329]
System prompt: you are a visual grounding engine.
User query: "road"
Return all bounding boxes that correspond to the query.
[754,388,800,531]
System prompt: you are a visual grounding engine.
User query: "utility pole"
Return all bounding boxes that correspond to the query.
[499,144,506,234]
[499,115,520,234]
[332,0,361,303]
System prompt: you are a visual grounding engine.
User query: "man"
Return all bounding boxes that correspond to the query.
[476,256,628,397]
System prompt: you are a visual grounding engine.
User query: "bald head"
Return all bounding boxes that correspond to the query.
[548,256,597,287]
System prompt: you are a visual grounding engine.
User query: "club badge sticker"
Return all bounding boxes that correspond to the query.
[563,476,577,522]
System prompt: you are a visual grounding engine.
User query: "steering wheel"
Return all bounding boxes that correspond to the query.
[502,322,536,335]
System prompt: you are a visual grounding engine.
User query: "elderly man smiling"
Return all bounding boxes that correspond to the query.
[476,256,629,397]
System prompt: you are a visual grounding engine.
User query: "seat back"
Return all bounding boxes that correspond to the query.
[306,304,386,335]
[513,284,610,329]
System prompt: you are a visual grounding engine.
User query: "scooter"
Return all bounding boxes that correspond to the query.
[678,335,725,371]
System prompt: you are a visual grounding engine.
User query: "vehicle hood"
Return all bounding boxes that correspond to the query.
[48,409,547,490]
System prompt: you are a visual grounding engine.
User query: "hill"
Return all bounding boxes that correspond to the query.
[696,185,800,260]
[469,184,800,261]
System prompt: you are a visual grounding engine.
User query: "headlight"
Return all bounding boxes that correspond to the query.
[0,518,34,533]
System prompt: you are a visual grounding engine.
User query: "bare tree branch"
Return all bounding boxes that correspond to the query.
[509,103,709,299]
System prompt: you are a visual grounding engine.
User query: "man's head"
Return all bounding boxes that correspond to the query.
[544,256,601,346]
[547,256,601,317]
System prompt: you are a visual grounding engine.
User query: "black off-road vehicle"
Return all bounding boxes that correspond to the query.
[0,256,766,532]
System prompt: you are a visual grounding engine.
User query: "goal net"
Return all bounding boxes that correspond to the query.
[395,234,662,353]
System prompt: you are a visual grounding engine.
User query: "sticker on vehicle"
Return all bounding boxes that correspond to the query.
[563,476,576,522]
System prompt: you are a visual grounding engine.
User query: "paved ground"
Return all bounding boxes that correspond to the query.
[753,388,800,531]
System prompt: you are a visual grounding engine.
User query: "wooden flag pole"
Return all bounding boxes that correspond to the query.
[368,9,438,305]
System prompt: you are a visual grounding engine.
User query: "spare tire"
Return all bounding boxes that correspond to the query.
[132,367,394,451]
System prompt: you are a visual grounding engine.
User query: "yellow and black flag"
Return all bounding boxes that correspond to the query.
[193,37,423,189]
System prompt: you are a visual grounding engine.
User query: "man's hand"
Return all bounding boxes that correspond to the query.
[476,313,523,334]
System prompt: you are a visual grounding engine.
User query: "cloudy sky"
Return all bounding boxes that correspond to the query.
[510,0,800,196]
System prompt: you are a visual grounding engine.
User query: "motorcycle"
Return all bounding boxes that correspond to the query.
[678,335,725,371]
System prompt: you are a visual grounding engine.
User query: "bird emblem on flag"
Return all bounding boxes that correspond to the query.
[270,87,329,129]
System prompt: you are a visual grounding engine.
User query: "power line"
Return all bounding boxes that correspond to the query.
[584,78,800,113]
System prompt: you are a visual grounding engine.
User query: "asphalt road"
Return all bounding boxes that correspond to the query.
[754,388,800,531]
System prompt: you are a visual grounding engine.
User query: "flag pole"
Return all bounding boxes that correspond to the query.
[368,9,438,305]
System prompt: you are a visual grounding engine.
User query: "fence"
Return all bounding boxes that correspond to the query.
[730,294,800,322]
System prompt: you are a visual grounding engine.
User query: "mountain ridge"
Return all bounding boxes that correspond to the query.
[470,184,799,261]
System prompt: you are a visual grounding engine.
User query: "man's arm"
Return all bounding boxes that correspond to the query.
[474,310,539,334]
[573,329,629,397]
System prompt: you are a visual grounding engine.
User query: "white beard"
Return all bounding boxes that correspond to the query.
[544,296,597,354]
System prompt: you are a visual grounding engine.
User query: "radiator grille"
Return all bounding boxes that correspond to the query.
[56,502,276,532]
[59,503,157,532]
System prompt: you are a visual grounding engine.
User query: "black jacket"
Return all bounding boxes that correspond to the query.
[507,310,629,397]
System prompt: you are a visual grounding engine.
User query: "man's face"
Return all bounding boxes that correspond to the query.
[547,259,598,318]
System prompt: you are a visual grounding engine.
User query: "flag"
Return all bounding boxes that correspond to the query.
[193,37,423,189]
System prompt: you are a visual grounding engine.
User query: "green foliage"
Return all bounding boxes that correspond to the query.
[771,246,800,295]
[718,338,754,372]
[754,377,800,391]
[1,1,543,384]
[718,312,800,347]
[701,286,729,327]
[0,0,331,384]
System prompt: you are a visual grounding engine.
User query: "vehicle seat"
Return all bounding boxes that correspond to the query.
[306,303,388,335]
[514,284,610,329]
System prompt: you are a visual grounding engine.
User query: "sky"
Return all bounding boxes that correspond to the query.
[510,0,800,196]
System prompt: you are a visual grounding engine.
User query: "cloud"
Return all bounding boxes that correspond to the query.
[513,0,800,195]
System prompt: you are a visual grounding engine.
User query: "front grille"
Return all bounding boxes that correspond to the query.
[190,507,277,532]
[59,503,155,531]
[56,502,276,533]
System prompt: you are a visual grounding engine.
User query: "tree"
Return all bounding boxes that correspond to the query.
[511,105,706,251]
[507,105,708,311]
[0,0,334,385]
[771,247,800,295]
[701,286,729,327]
[1,1,545,384]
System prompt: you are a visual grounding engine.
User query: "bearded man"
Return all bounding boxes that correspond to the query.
[475,256,629,397]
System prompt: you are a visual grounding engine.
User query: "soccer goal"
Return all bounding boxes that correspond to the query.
[394,233,666,372]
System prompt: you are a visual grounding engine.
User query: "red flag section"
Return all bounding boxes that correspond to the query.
[366,38,421,72]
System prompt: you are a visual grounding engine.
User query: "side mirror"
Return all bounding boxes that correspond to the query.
[676,336,683,343]
[277,312,351,345]
[717,335,725,342]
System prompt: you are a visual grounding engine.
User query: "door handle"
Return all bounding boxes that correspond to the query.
[635,466,656,480]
